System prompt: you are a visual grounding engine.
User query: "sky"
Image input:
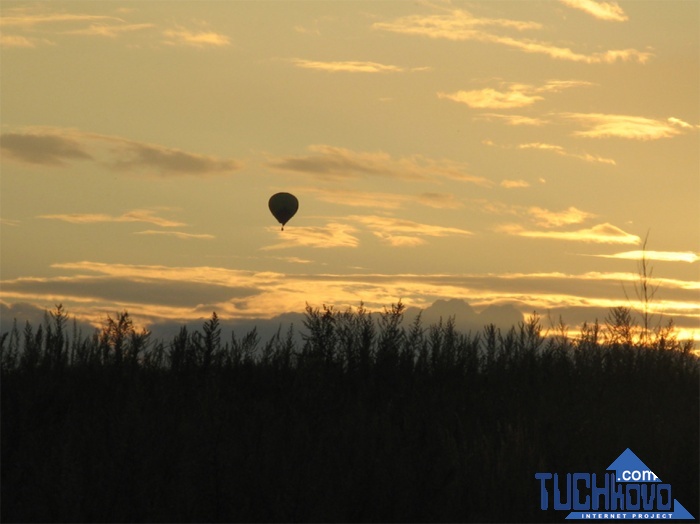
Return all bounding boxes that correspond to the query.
[1,0,699,340]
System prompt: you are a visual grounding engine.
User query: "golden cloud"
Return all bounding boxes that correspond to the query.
[0,34,38,48]
[592,251,700,263]
[484,139,616,165]
[558,0,628,22]
[66,23,154,37]
[162,26,230,48]
[517,142,617,165]
[439,88,542,109]
[562,113,689,140]
[0,12,120,27]
[527,206,596,227]
[349,215,473,246]
[268,144,491,186]
[39,209,186,227]
[374,9,650,63]
[134,230,215,240]
[500,179,530,189]
[439,80,592,109]
[291,59,423,73]
[3,261,696,332]
[499,223,640,244]
[302,187,463,210]
[261,223,360,250]
[477,113,550,126]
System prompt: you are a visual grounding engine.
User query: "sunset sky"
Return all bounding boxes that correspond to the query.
[1,1,698,339]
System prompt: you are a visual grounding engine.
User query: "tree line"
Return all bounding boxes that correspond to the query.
[2,303,698,522]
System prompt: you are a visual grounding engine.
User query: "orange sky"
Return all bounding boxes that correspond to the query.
[1,1,698,339]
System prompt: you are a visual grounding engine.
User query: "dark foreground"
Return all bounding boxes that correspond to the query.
[2,306,698,522]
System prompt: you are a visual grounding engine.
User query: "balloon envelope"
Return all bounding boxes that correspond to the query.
[268,192,299,229]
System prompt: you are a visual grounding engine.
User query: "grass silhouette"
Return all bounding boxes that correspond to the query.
[2,303,698,522]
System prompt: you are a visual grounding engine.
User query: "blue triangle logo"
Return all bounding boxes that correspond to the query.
[607,448,660,482]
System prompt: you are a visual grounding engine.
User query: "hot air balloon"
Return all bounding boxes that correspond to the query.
[268,192,299,230]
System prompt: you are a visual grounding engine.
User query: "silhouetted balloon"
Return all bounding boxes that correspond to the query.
[268,192,299,230]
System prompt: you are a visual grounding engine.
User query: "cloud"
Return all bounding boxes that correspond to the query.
[417,192,464,209]
[483,139,616,165]
[0,34,41,48]
[134,230,215,240]
[439,88,542,109]
[500,179,530,189]
[291,59,426,73]
[439,80,592,109]
[559,0,628,22]
[303,187,463,210]
[1,127,242,176]
[1,132,93,165]
[373,9,542,38]
[262,223,360,250]
[65,23,154,37]
[517,142,617,165]
[527,206,596,227]
[667,117,696,130]
[1,274,255,310]
[0,7,232,49]
[3,261,696,335]
[268,144,491,186]
[38,209,186,227]
[302,187,406,210]
[108,137,241,176]
[373,9,650,63]
[562,113,689,140]
[349,215,473,247]
[0,12,121,27]
[162,26,231,47]
[477,113,549,126]
[498,222,640,244]
[591,251,700,263]
[0,8,154,46]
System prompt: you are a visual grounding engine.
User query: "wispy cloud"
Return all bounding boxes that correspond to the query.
[500,179,530,189]
[484,139,616,165]
[0,8,153,47]
[527,206,596,227]
[162,26,231,48]
[268,144,491,186]
[417,192,464,209]
[439,80,593,109]
[374,9,650,63]
[559,0,628,22]
[477,113,549,126]
[349,215,473,247]
[303,187,463,210]
[0,12,121,27]
[134,230,215,240]
[1,127,242,176]
[498,223,640,244]
[1,7,229,49]
[291,58,427,73]
[591,251,700,263]
[562,113,695,140]
[3,261,696,332]
[1,132,93,165]
[66,23,154,37]
[0,34,43,48]
[262,223,360,250]
[373,9,542,37]
[38,209,185,227]
[517,142,617,165]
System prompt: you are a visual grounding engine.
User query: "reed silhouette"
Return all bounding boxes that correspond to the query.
[2,303,698,522]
